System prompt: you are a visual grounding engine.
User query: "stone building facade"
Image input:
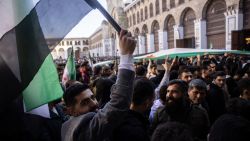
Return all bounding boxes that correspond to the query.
[49,38,89,60]
[88,21,116,58]
[51,0,250,60]
[125,0,250,54]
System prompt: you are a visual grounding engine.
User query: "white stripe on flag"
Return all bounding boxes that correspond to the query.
[0,0,40,39]
[62,67,69,85]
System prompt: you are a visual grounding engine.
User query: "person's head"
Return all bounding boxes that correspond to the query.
[238,78,250,101]
[131,78,155,113]
[95,78,115,108]
[212,71,226,88]
[209,62,217,72]
[80,61,90,73]
[208,114,250,141]
[102,65,112,77]
[226,98,250,121]
[201,65,211,79]
[165,79,188,106]
[192,66,202,79]
[150,64,158,75]
[188,79,207,104]
[93,65,102,76]
[135,66,146,77]
[151,122,193,141]
[63,84,98,116]
[65,80,82,89]
[179,69,193,83]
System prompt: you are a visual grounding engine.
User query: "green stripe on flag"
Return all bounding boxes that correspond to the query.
[23,54,63,111]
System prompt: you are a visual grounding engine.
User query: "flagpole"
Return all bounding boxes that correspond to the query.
[86,0,121,33]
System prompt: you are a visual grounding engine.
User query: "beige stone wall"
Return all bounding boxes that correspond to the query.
[125,0,241,34]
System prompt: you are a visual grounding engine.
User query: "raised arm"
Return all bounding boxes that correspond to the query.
[154,56,171,99]
[80,30,137,140]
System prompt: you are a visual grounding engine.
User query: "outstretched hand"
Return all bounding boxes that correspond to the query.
[119,29,136,55]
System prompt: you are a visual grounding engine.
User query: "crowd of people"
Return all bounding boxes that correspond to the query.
[3,29,250,141]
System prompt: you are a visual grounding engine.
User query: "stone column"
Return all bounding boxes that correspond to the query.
[133,37,139,55]
[194,19,207,49]
[147,33,154,53]
[138,35,146,54]
[173,25,184,48]
[158,30,168,50]
[224,9,243,50]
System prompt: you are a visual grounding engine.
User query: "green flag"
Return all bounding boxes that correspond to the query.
[62,47,76,85]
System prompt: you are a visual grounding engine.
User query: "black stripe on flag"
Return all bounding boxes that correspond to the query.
[15,8,49,90]
[0,0,93,112]
[0,55,21,113]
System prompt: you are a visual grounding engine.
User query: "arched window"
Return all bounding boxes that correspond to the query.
[182,9,196,38]
[145,6,148,20]
[130,16,132,27]
[141,9,144,21]
[142,25,148,53]
[206,0,226,49]
[243,0,250,29]
[179,0,184,5]
[164,15,176,48]
[155,0,160,15]
[162,0,167,12]
[133,14,136,25]
[170,0,175,8]
[150,3,153,17]
[137,11,140,24]
[152,21,160,51]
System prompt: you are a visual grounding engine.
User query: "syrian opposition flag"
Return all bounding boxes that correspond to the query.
[62,47,76,85]
[0,0,94,112]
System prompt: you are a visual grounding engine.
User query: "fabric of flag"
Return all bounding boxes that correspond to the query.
[62,47,76,85]
[0,0,93,112]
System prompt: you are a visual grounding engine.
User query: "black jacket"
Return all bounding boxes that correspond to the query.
[111,110,150,141]
[206,83,226,124]
[151,99,210,140]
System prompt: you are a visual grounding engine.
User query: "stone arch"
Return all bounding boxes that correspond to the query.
[155,0,160,15]
[150,3,154,17]
[164,15,176,48]
[203,0,227,49]
[75,47,81,60]
[67,47,73,58]
[151,20,160,51]
[239,0,250,29]
[180,7,196,39]
[58,48,65,59]
[145,6,148,20]
[51,49,57,59]
[142,24,149,53]
[134,27,140,37]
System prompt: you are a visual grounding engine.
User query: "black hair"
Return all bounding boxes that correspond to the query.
[211,71,226,80]
[151,122,193,141]
[135,66,146,76]
[209,114,250,141]
[95,78,115,108]
[169,70,179,81]
[178,68,191,77]
[80,61,89,67]
[132,78,155,105]
[63,83,89,107]
[238,78,250,96]
[226,98,250,121]
[93,65,102,75]
[167,79,188,96]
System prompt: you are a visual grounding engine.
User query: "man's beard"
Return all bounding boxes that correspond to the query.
[165,97,189,122]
